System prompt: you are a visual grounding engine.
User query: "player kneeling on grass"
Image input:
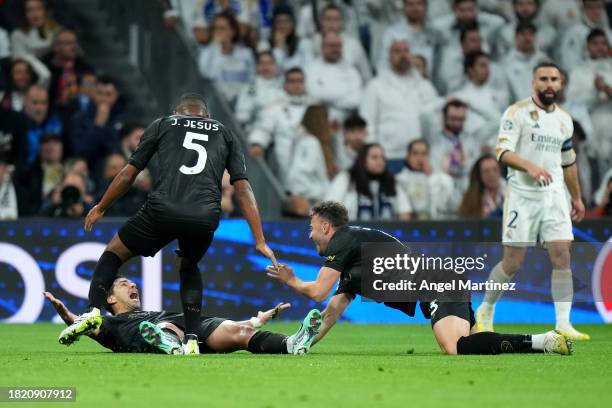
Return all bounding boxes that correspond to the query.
[267,201,572,356]
[44,277,321,355]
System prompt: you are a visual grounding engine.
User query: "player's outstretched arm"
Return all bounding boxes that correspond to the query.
[43,292,101,336]
[267,264,339,302]
[500,150,553,186]
[563,163,585,222]
[84,164,141,231]
[233,179,279,269]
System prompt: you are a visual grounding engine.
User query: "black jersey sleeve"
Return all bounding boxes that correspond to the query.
[129,118,163,170]
[323,234,355,273]
[223,127,248,184]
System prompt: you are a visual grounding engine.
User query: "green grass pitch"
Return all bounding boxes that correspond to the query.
[1,323,610,407]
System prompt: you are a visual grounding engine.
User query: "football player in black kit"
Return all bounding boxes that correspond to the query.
[46,277,321,355]
[267,201,573,356]
[59,94,279,354]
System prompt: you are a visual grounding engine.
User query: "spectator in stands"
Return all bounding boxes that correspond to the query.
[248,67,313,190]
[70,75,125,177]
[198,11,255,106]
[10,0,61,58]
[336,112,367,171]
[0,106,27,167]
[437,24,484,94]
[559,0,612,69]
[452,51,508,147]
[495,0,556,59]
[325,143,410,221]
[62,70,96,124]
[590,169,612,216]
[378,0,443,79]
[235,51,284,131]
[42,29,92,109]
[16,132,63,216]
[432,0,504,59]
[305,31,362,121]
[309,4,372,82]
[567,29,612,179]
[0,154,18,219]
[395,139,458,220]
[94,153,146,216]
[63,156,94,197]
[266,4,312,72]
[23,84,63,164]
[41,170,93,217]
[286,104,335,216]
[428,100,479,194]
[458,154,505,218]
[502,22,550,102]
[0,54,50,111]
[118,123,152,195]
[359,38,440,171]
[296,0,360,41]
[411,54,428,78]
[363,0,404,66]
[539,0,582,31]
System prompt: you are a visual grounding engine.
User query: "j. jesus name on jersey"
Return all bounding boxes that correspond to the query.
[170,117,220,131]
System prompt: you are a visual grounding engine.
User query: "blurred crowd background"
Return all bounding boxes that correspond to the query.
[0,0,611,222]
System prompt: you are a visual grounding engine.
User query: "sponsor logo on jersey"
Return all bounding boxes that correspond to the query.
[593,239,612,323]
[326,255,336,262]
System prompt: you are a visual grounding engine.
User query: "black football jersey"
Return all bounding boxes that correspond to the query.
[128,115,247,228]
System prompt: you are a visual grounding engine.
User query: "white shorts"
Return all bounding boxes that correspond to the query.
[502,187,574,245]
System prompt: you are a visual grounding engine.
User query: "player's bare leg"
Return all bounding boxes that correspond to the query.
[433,315,572,355]
[547,240,590,340]
[59,234,135,345]
[475,245,526,332]
[311,293,352,347]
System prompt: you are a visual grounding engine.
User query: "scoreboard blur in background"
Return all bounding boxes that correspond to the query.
[1,219,610,324]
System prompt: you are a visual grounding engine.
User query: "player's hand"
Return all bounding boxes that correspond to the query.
[526,164,553,186]
[84,205,105,231]
[266,263,295,284]
[257,302,291,325]
[43,291,75,325]
[570,197,585,222]
[256,242,279,271]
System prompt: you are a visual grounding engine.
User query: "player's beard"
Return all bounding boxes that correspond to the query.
[537,88,557,106]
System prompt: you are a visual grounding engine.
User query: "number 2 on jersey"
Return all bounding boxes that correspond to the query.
[179,131,208,175]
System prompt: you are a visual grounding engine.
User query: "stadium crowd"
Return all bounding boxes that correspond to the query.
[1,0,611,221]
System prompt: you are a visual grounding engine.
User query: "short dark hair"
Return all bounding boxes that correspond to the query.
[443,99,468,116]
[454,0,476,6]
[256,50,275,62]
[407,138,429,153]
[343,112,366,130]
[310,201,349,228]
[515,21,537,35]
[174,92,209,116]
[532,61,561,74]
[107,276,128,314]
[459,23,480,44]
[284,67,304,80]
[587,28,607,44]
[463,50,489,73]
[320,4,342,18]
[213,11,240,43]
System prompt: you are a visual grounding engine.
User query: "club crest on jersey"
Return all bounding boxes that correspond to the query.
[529,111,540,128]
[502,120,513,131]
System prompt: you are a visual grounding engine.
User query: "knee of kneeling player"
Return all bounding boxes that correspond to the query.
[439,339,459,355]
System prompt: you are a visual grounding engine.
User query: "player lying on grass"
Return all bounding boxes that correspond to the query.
[267,201,573,356]
[44,276,321,355]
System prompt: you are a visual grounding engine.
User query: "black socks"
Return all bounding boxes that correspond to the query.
[247,331,289,354]
[178,259,203,336]
[88,251,123,310]
[457,332,533,355]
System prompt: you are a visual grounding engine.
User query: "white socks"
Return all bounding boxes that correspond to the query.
[481,262,513,312]
[531,333,545,350]
[551,268,573,327]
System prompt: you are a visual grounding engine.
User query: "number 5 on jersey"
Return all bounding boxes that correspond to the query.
[179,131,208,175]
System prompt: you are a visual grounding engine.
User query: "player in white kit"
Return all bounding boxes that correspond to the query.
[475,62,589,341]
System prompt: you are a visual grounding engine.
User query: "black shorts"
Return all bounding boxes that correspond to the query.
[429,301,475,328]
[118,202,215,261]
[198,317,227,353]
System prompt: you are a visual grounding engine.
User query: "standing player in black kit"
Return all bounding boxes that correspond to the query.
[59,94,279,354]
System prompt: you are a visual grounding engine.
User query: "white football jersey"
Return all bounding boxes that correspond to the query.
[495,98,575,192]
